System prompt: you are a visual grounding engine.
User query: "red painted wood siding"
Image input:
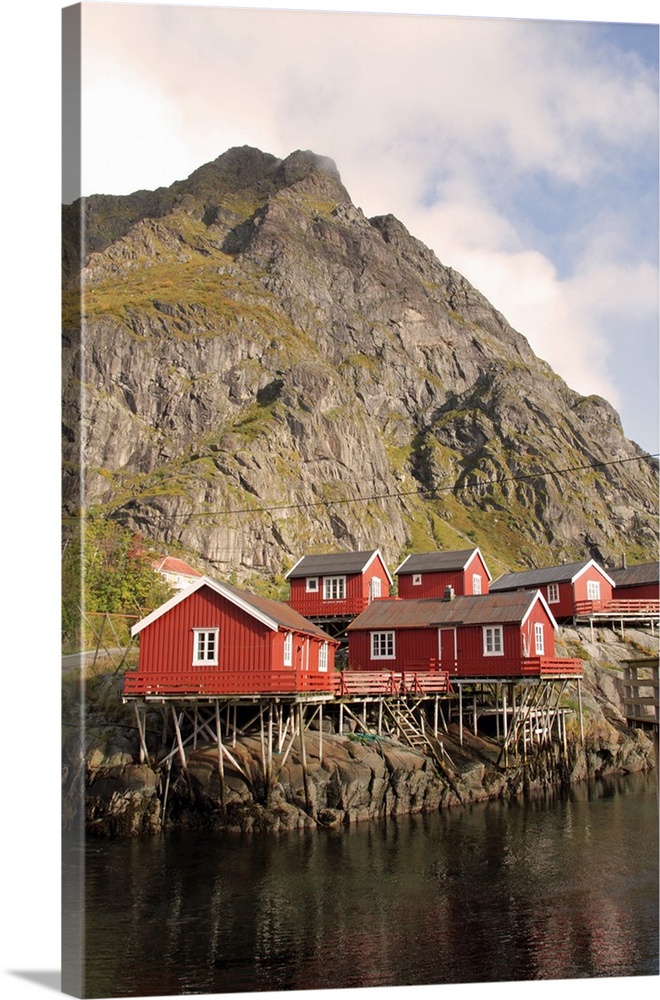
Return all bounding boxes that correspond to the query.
[136,587,334,680]
[613,583,659,601]
[348,607,557,678]
[288,558,391,616]
[572,568,613,608]
[397,553,490,599]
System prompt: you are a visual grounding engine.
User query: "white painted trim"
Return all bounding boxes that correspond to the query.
[464,547,493,581]
[483,625,504,656]
[363,549,394,585]
[570,559,616,588]
[393,554,412,575]
[520,590,559,631]
[131,575,279,635]
[284,555,306,581]
[192,627,219,666]
[370,630,396,660]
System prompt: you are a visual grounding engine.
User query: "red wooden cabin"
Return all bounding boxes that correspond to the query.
[395,547,491,599]
[123,576,339,697]
[489,559,615,620]
[347,590,582,679]
[608,562,659,602]
[286,549,393,619]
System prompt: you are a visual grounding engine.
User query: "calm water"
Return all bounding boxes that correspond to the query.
[67,773,658,998]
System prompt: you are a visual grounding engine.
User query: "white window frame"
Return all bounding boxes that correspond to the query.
[283,631,293,666]
[587,580,601,601]
[305,577,319,593]
[534,623,545,656]
[371,631,396,660]
[412,573,422,587]
[483,625,503,656]
[472,573,482,595]
[318,641,328,672]
[547,583,560,603]
[370,576,382,600]
[323,576,346,600]
[192,628,219,666]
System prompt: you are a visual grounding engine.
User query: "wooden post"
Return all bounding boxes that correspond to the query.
[434,695,439,738]
[577,678,584,741]
[339,702,344,735]
[134,704,148,764]
[472,693,478,736]
[298,703,311,815]
[378,698,383,736]
[232,704,238,748]
[318,703,323,765]
[458,685,463,746]
[267,702,274,796]
[214,701,226,814]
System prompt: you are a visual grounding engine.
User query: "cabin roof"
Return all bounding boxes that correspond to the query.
[394,547,491,579]
[132,576,337,641]
[153,555,202,577]
[285,549,393,584]
[347,590,555,631]
[609,561,659,587]
[490,558,615,591]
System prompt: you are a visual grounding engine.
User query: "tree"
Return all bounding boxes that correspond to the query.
[62,518,174,651]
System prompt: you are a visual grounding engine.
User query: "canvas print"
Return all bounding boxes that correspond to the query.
[61,2,659,998]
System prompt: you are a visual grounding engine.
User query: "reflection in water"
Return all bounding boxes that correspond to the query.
[78,773,658,998]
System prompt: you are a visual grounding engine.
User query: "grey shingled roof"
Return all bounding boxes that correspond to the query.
[609,562,659,588]
[285,550,389,580]
[347,590,544,631]
[490,561,593,592]
[395,548,481,575]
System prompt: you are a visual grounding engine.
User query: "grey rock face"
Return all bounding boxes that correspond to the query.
[62,146,658,578]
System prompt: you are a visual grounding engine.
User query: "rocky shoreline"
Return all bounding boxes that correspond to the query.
[64,626,657,839]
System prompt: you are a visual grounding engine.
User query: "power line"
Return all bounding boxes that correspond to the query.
[96,450,658,521]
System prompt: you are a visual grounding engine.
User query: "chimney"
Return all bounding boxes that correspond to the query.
[443,585,455,602]
[622,552,627,569]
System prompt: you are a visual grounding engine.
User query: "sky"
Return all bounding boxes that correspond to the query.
[1,4,658,1000]
[65,0,660,456]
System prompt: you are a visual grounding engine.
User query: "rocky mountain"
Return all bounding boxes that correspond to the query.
[62,146,658,585]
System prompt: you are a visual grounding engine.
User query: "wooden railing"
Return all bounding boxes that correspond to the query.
[437,657,583,678]
[122,669,336,697]
[334,670,452,696]
[286,596,370,617]
[574,599,660,616]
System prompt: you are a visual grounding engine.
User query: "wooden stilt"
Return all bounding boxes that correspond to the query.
[318,704,323,765]
[434,695,439,738]
[171,708,188,772]
[458,685,463,746]
[339,702,344,735]
[378,698,383,736]
[215,701,226,814]
[472,693,478,736]
[267,702,274,797]
[232,704,238,748]
[134,704,148,763]
[297,703,311,815]
[577,678,584,741]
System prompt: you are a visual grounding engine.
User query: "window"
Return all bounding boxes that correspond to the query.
[587,580,601,602]
[306,577,319,593]
[534,623,545,655]
[412,574,422,586]
[371,631,395,660]
[472,573,482,595]
[192,628,219,666]
[370,577,382,600]
[283,632,293,666]
[323,576,346,600]
[483,626,503,656]
[547,583,559,603]
[318,642,328,672]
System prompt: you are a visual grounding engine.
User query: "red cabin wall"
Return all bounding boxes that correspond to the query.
[137,587,333,679]
[572,568,613,607]
[615,582,659,601]
[288,558,391,615]
[397,554,489,599]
